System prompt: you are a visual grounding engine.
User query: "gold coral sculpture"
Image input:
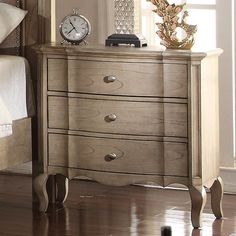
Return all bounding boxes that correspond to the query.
[147,0,197,50]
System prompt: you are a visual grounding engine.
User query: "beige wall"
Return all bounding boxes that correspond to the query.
[55,0,99,44]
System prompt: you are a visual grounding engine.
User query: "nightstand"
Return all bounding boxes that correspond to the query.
[34,44,223,228]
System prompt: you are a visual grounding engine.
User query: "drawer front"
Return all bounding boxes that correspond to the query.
[48,133,188,176]
[48,59,187,98]
[48,96,188,137]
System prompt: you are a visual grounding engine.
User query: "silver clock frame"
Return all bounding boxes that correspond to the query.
[59,10,91,45]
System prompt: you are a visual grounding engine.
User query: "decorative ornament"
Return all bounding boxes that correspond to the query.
[114,0,135,34]
[147,0,197,50]
[59,9,91,45]
[105,0,147,48]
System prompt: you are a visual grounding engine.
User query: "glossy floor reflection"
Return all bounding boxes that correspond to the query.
[0,175,236,235]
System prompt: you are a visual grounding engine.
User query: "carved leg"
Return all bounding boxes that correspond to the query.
[210,177,224,219]
[47,175,57,204]
[56,174,69,203]
[33,173,49,212]
[189,186,207,228]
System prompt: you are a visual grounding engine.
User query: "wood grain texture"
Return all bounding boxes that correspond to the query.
[48,96,188,137]
[48,58,187,98]
[35,45,223,228]
[48,133,188,176]
[163,63,188,98]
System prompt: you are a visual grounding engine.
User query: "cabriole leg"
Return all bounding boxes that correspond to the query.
[33,173,49,212]
[189,186,207,228]
[210,177,224,219]
[56,174,69,203]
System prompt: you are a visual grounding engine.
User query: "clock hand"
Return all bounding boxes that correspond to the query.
[69,19,79,33]
[67,27,74,35]
[69,19,75,28]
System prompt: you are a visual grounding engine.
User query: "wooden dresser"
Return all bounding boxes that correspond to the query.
[34,44,223,228]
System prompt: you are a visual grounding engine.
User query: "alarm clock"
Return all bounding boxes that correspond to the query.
[59,9,91,45]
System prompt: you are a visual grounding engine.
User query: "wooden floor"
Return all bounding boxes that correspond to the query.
[0,175,235,236]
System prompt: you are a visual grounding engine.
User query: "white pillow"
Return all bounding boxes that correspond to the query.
[0,3,27,43]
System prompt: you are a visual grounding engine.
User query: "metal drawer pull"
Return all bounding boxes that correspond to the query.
[105,114,117,122]
[104,75,117,83]
[104,153,118,162]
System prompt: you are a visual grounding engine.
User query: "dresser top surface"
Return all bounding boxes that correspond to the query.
[35,43,223,61]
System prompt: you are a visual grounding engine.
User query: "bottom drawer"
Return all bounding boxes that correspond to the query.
[48,134,188,177]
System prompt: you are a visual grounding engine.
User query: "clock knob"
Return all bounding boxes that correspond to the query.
[104,75,117,83]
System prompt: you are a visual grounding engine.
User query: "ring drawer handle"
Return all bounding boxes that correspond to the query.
[104,153,118,162]
[104,75,117,83]
[105,114,117,122]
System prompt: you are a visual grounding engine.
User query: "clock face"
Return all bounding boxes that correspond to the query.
[60,14,91,44]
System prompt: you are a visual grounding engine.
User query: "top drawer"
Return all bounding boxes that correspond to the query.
[47,59,187,98]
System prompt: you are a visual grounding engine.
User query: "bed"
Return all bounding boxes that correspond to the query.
[0,0,38,170]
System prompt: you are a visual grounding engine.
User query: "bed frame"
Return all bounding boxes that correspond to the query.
[0,0,51,172]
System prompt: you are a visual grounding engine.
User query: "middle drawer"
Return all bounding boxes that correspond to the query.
[48,96,187,137]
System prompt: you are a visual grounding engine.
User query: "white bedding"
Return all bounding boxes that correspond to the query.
[0,96,12,138]
[0,55,33,138]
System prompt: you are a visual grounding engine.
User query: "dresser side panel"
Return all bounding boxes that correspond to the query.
[200,55,220,186]
[35,53,49,174]
[188,62,201,183]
